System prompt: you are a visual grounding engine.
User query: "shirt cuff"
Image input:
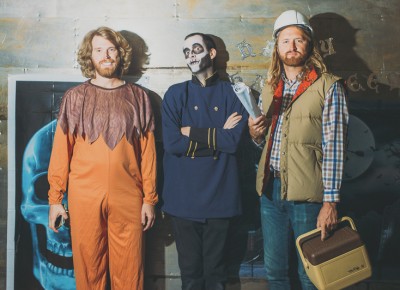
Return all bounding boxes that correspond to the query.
[189,127,216,149]
[185,141,215,157]
[323,189,340,203]
[48,190,64,205]
[251,138,265,149]
[143,194,159,206]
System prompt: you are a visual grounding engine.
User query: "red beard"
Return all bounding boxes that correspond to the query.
[94,59,120,78]
[281,52,307,67]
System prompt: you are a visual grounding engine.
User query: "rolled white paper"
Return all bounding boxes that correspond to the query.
[232,82,262,119]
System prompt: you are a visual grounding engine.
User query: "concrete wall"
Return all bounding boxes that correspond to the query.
[1,0,400,289]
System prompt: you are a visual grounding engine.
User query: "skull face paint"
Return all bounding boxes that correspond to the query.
[183,34,213,74]
[21,120,76,290]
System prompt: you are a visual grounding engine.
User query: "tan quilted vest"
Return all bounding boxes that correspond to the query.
[256,72,341,202]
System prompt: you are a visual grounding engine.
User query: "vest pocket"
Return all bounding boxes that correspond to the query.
[286,144,324,201]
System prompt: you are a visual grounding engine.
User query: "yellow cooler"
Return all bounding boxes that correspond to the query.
[296,217,372,290]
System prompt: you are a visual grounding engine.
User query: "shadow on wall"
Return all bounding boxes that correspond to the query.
[311,13,400,280]
[119,30,150,78]
[209,34,230,82]
[310,12,399,103]
[310,13,366,75]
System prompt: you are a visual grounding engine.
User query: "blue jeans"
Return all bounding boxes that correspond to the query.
[260,177,320,290]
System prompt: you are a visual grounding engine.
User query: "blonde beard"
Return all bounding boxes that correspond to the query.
[93,58,121,78]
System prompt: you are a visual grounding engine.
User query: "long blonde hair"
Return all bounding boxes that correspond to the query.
[77,27,132,79]
[267,26,327,91]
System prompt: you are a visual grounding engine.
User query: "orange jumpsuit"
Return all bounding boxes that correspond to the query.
[48,81,158,290]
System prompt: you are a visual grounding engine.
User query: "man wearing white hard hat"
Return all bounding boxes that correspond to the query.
[249,10,349,290]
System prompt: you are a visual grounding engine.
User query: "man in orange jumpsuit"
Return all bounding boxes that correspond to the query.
[48,26,158,290]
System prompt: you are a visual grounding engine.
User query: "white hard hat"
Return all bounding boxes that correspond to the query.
[272,10,313,39]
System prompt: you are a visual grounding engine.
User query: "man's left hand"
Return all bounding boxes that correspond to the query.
[181,127,190,137]
[223,112,242,129]
[141,203,155,231]
[317,202,338,241]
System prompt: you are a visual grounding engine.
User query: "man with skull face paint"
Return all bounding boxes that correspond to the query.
[162,33,248,290]
[47,27,158,290]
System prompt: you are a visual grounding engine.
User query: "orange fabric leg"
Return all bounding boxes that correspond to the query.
[107,137,145,290]
[69,191,144,290]
[108,185,144,290]
[69,192,109,290]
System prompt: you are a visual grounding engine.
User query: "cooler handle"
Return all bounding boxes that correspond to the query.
[295,216,357,270]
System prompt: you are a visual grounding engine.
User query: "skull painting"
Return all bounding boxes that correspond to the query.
[20,120,76,290]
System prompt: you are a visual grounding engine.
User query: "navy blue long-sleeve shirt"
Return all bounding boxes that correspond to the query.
[161,73,248,220]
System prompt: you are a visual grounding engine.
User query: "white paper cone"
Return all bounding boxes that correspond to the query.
[232,82,262,119]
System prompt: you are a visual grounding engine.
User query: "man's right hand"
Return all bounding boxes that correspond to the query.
[223,112,242,129]
[248,115,268,144]
[49,204,68,233]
